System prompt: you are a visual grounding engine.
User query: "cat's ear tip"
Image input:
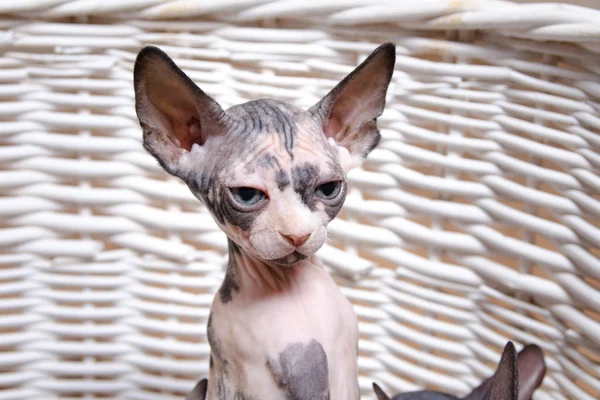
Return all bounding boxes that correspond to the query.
[519,343,547,371]
[502,341,517,360]
[134,45,171,69]
[379,42,396,52]
[504,340,516,352]
[522,343,543,353]
[137,45,164,57]
[370,43,396,79]
[375,42,396,60]
[134,46,158,74]
[133,46,179,86]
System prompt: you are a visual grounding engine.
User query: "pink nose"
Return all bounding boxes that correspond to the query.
[282,233,311,247]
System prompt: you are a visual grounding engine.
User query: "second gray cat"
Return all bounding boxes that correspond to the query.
[373,342,546,400]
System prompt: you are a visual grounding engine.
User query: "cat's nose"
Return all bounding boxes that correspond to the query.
[282,233,311,247]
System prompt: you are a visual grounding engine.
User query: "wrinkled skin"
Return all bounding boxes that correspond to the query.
[373,342,547,400]
[134,43,396,400]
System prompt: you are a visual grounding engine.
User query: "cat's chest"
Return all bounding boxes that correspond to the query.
[207,263,359,399]
[211,264,355,354]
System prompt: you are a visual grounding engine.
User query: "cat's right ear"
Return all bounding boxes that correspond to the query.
[134,46,228,179]
[465,343,546,400]
[373,382,392,400]
[185,378,208,400]
[310,42,395,172]
[516,345,546,400]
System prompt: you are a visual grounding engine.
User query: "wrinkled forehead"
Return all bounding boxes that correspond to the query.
[226,99,307,156]
[221,99,339,175]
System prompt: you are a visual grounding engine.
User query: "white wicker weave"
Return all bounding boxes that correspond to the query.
[1,1,599,399]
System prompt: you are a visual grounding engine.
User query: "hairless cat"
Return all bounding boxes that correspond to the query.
[373,341,547,400]
[134,43,396,400]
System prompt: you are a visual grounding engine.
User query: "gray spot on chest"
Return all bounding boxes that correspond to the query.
[267,339,330,400]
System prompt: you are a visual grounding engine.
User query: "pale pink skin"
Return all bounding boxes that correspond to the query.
[201,127,361,400]
[133,43,395,400]
[208,253,359,400]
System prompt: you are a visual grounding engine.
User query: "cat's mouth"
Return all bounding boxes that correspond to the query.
[271,251,308,266]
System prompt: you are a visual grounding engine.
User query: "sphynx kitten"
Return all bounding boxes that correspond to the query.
[134,43,396,400]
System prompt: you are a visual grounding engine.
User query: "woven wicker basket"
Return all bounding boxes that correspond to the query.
[1,1,599,399]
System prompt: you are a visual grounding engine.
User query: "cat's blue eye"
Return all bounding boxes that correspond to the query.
[231,187,265,206]
[315,181,341,200]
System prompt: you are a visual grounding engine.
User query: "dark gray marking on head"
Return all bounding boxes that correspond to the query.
[257,153,279,170]
[188,169,226,226]
[252,104,263,138]
[292,163,320,211]
[276,169,290,191]
[267,339,330,400]
[267,101,296,157]
[243,107,257,139]
[251,99,299,157]
[255,100,284,135]
[254,103,264,134]
[229,101,261,142]
[220,240,240,303]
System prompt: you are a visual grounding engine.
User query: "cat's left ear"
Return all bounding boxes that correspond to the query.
[133,46,228,180]
[310,42,395,171]
[489,341,519,400]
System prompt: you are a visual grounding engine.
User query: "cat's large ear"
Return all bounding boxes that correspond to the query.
[185,378,208,400]
[464,343,545,400]
[488,341,519,400]
[134,46,228,179]
[310,42,395,170]
[516,345,546,400]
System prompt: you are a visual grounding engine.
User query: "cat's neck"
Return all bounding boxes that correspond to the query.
[224,239,321,295]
